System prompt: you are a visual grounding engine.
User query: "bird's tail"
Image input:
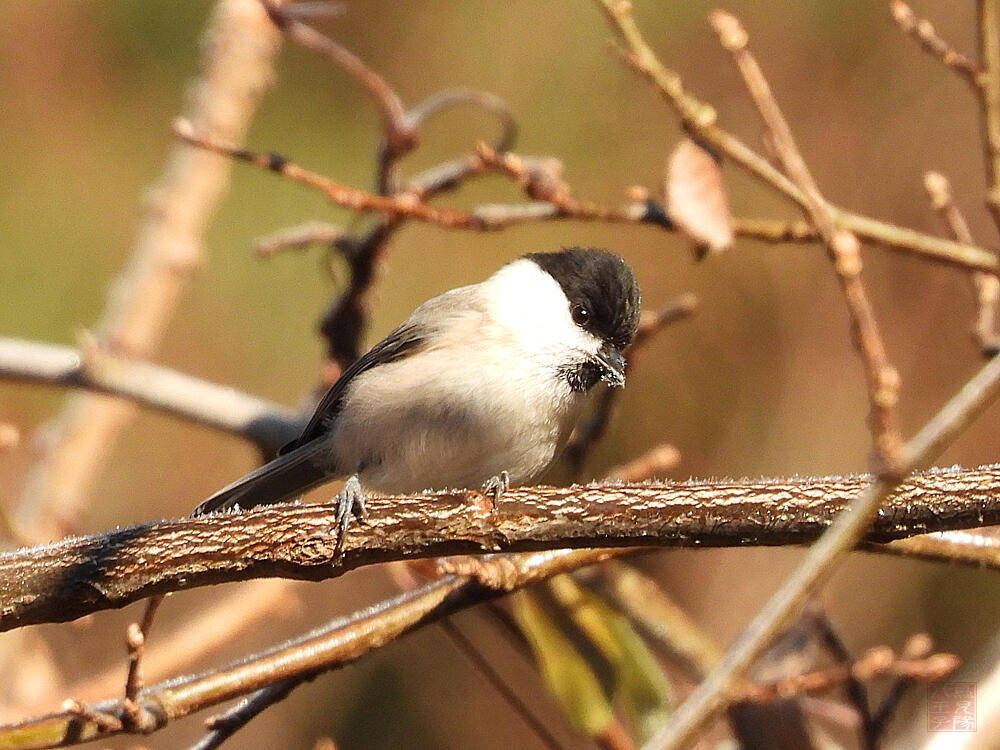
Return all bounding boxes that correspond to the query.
[193,441,330,516]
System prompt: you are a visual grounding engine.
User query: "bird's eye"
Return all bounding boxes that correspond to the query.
[571,304,590,326]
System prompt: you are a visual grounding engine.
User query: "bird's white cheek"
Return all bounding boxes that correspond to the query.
[484,259,603,362]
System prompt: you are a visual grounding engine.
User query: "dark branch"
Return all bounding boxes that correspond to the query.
[5,465,1000,632]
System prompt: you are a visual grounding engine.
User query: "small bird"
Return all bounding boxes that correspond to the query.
[194,247,641,557]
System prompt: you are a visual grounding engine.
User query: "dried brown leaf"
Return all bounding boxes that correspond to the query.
[665,138,733,258]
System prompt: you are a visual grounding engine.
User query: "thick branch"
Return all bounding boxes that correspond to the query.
[4,465,1000,631]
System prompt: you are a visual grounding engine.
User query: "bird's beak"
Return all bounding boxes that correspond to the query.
[593,342,627,388]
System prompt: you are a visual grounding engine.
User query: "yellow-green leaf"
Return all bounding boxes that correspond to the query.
[548,574,673,743]
[512,590,615,737]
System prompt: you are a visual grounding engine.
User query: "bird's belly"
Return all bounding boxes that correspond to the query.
[328,361,582,494]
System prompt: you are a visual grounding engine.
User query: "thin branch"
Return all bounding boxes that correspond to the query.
[256,13,469,369]
[0,543,961,750]
[978,0,1000,230]
[0,550,624,750]
[594,0,999,273]
[173,121,664,234]
[59,700,122,735]
[174,114,999,273]
[406,87,518,151]
[7,465,1000,632]
[879,527,1000,566]
[191,679,303,750]
[438,618,568,750]
[121,596,163,733]
[0,580,297,723]
[869,633,936,739]
[711,9,905,474]
[0,337,299,454]
[260,1,413,154]
[14,0,286,541]
[259,11,524,374]
[733,647,958,703]
[639,318,1000,749]
[890,1,982,80]
[473,142,646,224]
[924,171,1000,355]
[173,119,479,229]
[253,221,345,257]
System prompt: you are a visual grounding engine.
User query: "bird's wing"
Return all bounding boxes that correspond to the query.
[284,284,480,452]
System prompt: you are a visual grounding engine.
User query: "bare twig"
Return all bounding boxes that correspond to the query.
[734,647,958,703]
[406,88,518,150]
[0,337,299,454]
[978,0,1000,229]
[595,0,998,273]
[711,9,905,474]
[274,22,517,370]
[730,217,818,243]
[175,112,999,274]
[0,581,298,723]
[14,0,287,540]
[438,618,567,750]
[473,142,647,224]
[260,2,413,155]
[60,699,123,734]
[192,679,303,750]
[6,465,1000,632]
[254,221,345,257]
[640,329,1000,749]
[173,122,668,236]
[174,119,479,228]
[890,1,982,80]
[0,550,624,749]
[1,541,959,750]
[924,171,1000,355]
[880,527,1000,567]
[121,596,164,733]
[870,633,937,740]
[629,10,1000,748]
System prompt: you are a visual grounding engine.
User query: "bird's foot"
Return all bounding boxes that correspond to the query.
[332,474,366,564]
[481,470,510,510]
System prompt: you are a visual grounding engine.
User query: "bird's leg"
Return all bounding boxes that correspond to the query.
[332,474,366,563]
[481,470,509,510]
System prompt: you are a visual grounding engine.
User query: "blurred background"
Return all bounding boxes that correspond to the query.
[2,0,999,747]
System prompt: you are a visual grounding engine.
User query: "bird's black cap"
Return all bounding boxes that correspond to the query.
[527,247,641,350]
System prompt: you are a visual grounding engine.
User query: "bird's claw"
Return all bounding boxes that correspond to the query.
[332,475,366,564]
[481,470,509,510]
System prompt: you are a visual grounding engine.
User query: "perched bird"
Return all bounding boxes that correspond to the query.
[194,247,641,557]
